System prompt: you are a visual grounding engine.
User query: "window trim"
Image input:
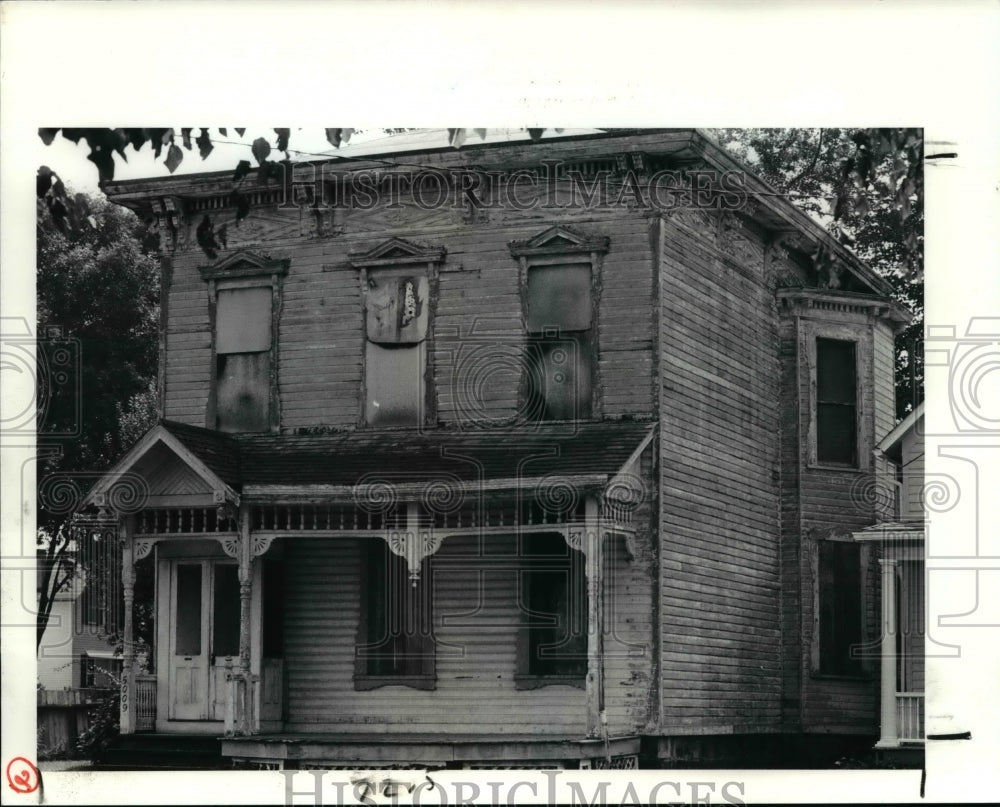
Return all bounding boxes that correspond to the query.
[201,252,287,434]
[510,226,609,423]
[806,326,869,472]
[353,539,436,691]
[350,238,446,430]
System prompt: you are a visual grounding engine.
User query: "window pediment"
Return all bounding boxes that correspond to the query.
[509,225,610,259]
[198,250,289,282]
[350,237,446,269]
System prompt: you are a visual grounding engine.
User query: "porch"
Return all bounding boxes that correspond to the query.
[78,420,656,764]
[222,733,641,770]
[853,522,924,749]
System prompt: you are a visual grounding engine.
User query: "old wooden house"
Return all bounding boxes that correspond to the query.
[79,128,914,768]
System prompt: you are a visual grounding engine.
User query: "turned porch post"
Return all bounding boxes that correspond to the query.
[877,557,899,747]
[584,496,605,739]
[235,500,256,734]
[119,515,137,735]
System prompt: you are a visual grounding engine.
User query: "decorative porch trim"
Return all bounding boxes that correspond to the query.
[80,423,239,512]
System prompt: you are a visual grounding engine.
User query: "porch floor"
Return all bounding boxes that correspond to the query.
[221,732,641,768]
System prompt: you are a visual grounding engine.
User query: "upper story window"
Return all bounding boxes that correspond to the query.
[364,272,429,426]
[350,238,446,428]
[510,226,609,423]
[199,251,288,434]
[816,337,858,466]
[215,286,272,432]
[525,263,594,421]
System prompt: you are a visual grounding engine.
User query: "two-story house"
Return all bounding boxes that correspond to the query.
[75,128,913,769]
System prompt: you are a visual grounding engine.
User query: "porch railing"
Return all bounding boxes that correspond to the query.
[135,674,157,732]
[897,692,924,742]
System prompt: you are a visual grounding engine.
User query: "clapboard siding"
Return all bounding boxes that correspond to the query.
[604,445,658,735]
[163,203,654,430]
[779,284,885,735]
[873,322,897,440]
[657,212,783,734]
[283,534,589,734]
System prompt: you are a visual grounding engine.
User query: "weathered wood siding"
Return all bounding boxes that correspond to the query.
[603,446,658,735]
[901,417,925,520]
[873,321,897,441]
[282,526,653,735]
[283,534,587,734]
[781,303,883,735]
[656,210,783,734]
[163,195,655,429]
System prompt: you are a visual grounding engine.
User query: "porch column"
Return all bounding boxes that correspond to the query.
[234,500,257,735]
[119,515,137,735]
[584,496,605,739]
[876,557,899,747]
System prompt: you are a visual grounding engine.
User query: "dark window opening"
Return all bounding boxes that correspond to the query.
[524,263,594,421]
[818,541,864,677]
[816,338,858,465]
[520,532,588,680]
[356,541,434,686]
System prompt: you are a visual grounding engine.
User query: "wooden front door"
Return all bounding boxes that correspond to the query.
[168,560,240,721]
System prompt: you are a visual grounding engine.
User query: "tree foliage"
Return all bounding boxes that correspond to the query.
[36,192,160,649]
[713,128,923,417]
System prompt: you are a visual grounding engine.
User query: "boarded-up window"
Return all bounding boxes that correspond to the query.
[818,541,863,676]
[215,287,272,433]
[525,264,593,420]
[520,532,588,678]
[816,338,857,465]
[365,274,428,426]
[356,541,435,687]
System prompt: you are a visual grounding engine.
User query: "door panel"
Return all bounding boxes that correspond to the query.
[168,560,239,722]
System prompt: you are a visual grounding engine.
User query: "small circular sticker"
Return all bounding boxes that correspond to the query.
[6,758,40,794]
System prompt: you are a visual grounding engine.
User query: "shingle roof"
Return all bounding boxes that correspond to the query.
[159,420,242,489]
[161,420,655,489]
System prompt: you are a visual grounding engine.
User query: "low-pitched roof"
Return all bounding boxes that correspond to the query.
[235,420,656,488]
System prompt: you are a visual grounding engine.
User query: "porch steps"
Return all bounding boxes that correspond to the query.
[95,734,227,770]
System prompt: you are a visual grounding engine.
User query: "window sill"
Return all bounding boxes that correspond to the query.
[353,674,436,692]
[808,462,863,473]
[809,671,873,683]
[514,674,586,691]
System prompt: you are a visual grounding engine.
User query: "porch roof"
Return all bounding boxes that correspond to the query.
[852,520,925,542]
[160,419,656,490]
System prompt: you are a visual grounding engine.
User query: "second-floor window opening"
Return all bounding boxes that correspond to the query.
[525,263,594,421]
[816,337,858,466]
[215,286,272,433]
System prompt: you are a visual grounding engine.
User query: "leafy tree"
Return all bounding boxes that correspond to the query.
[36,193,160,650]
[712,128,923,417]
